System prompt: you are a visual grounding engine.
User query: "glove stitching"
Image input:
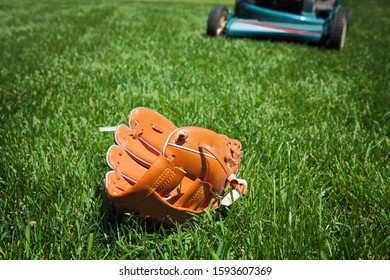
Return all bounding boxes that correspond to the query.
[184,187,204,208]
[147,168,175,196]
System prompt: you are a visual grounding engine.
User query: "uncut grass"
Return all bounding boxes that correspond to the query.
[0,0,389,259]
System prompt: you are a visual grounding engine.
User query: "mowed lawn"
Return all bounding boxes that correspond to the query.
[0,0,388,260]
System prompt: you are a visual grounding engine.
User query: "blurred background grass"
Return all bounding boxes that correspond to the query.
[0,0,388,259]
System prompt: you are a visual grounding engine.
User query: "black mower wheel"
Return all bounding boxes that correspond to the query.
[302,0,315,13]
[329,10,348,50]
[207,5,229,37]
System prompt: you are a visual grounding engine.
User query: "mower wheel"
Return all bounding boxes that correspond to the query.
[207,5,229,37]
[343,8,353,26]
[329,10,348,50]
[303,0,315,12]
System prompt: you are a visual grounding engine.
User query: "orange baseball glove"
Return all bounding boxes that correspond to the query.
[103,107,247,224]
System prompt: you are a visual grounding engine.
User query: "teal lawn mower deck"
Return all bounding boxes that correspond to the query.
[207,0,352,50]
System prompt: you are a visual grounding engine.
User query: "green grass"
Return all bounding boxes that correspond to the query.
[0,0,389,260]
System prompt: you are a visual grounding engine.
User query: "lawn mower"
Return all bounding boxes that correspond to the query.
[207,0,352,50]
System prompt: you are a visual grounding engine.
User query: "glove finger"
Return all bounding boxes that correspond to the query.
[115,124,158,168]
[106,147,186,198]
[128,107,177,153]
[105,170,134,197]
[106,145,146,183]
